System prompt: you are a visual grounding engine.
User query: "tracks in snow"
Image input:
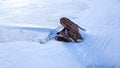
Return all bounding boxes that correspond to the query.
[64,28,112,66]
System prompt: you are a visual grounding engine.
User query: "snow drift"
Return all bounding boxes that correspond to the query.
[0,0,120,68]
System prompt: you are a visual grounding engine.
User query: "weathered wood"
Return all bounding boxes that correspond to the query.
[56,17,83,42]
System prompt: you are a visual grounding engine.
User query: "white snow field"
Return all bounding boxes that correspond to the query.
[0,0,120,68]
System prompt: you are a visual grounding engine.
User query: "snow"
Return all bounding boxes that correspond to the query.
[0,0,120,68]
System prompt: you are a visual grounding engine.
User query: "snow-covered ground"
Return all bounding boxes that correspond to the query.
[0,0,120,68]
